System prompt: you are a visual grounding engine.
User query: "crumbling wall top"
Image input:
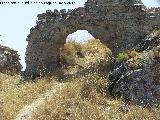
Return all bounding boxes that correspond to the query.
[0,44,18,53]
[0,44,22,74]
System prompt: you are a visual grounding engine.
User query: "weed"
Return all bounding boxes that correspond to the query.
[116,52,129,63]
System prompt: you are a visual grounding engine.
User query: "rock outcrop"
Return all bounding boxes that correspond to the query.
[0,44,22,74]
[25,0,160,79]
[108,41,160,105]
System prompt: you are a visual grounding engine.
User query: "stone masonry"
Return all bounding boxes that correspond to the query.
[0,44,22,74]
[25,0,160,78]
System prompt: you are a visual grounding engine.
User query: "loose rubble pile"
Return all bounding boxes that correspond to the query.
[0,44,22,74]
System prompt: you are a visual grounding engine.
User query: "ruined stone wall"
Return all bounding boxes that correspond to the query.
[0,44,22,74]
[144,7,160,30]
[25,0,160,77]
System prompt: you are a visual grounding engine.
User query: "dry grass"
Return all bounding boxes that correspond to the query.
[61,39,112,68]
[81,39,112,69]
[0,73,159,120]
[31,75,160,120]
[60,39,112,78]
[60,40,82,66]
[0,73,59,120]
[149,27,160,38]
[128,49,140,58]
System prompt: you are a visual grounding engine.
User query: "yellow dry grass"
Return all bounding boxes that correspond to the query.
[31,75,159,120]
[0,73,59,120]
[149,28,160,38]
[61,39,112,69]
[0,71,159,120]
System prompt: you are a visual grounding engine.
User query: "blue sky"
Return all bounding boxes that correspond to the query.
[0,0,160,70]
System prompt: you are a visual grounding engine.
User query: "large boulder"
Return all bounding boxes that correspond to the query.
[108,45,160,106]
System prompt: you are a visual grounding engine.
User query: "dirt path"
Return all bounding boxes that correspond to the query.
[15,83,65,120]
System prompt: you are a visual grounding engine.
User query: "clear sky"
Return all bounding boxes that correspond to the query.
[0,0,160,70]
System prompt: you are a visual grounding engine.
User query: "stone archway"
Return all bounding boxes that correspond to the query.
[25,9,119,77]
[25,0,160,79]
[26,12,117,78]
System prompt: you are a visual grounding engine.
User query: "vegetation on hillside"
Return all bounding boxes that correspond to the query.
[149,27,160,38]
[0,39,159,120]
[116,52,129,63]
[60,39,112,77]
[0,72,159,120]
[0,73,59,120]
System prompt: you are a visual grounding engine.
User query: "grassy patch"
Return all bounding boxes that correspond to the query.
[0,73,59,120]
[0,73,159,120]
[60,39,112,76]
[31,74,160,120]
[60,40,82,66]
[0,39,160,120]
[149,27,160,38]
[116,52,129,63]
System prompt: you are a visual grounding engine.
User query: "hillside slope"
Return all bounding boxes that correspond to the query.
[0,72,159,120]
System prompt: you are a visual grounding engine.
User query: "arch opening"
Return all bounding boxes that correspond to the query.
[66,30,95,43]
[60,29,112,75]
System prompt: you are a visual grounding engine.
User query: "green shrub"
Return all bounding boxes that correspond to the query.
[116,52,129,63]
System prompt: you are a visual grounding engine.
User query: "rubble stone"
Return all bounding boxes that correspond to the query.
[108,44,160,105]
[0,44,22,74]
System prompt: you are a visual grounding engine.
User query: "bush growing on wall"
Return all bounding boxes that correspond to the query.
[116,52,129,63]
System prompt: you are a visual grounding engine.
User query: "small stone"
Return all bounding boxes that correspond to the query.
[119,104,130,113]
